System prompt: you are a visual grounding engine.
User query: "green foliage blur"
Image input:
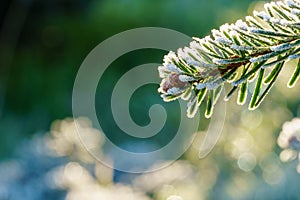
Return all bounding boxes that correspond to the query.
[1,0,254,158]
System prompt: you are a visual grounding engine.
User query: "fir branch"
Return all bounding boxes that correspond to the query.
[158,0,300,118]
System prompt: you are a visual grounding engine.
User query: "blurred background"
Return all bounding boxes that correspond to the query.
[1,0,300,199]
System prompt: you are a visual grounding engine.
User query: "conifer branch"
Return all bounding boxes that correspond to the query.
[158,0,300,118]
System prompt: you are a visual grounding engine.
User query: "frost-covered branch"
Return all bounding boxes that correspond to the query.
[158,0,300,118]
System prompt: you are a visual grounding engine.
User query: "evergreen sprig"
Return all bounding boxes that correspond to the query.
[158,0,300,118]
